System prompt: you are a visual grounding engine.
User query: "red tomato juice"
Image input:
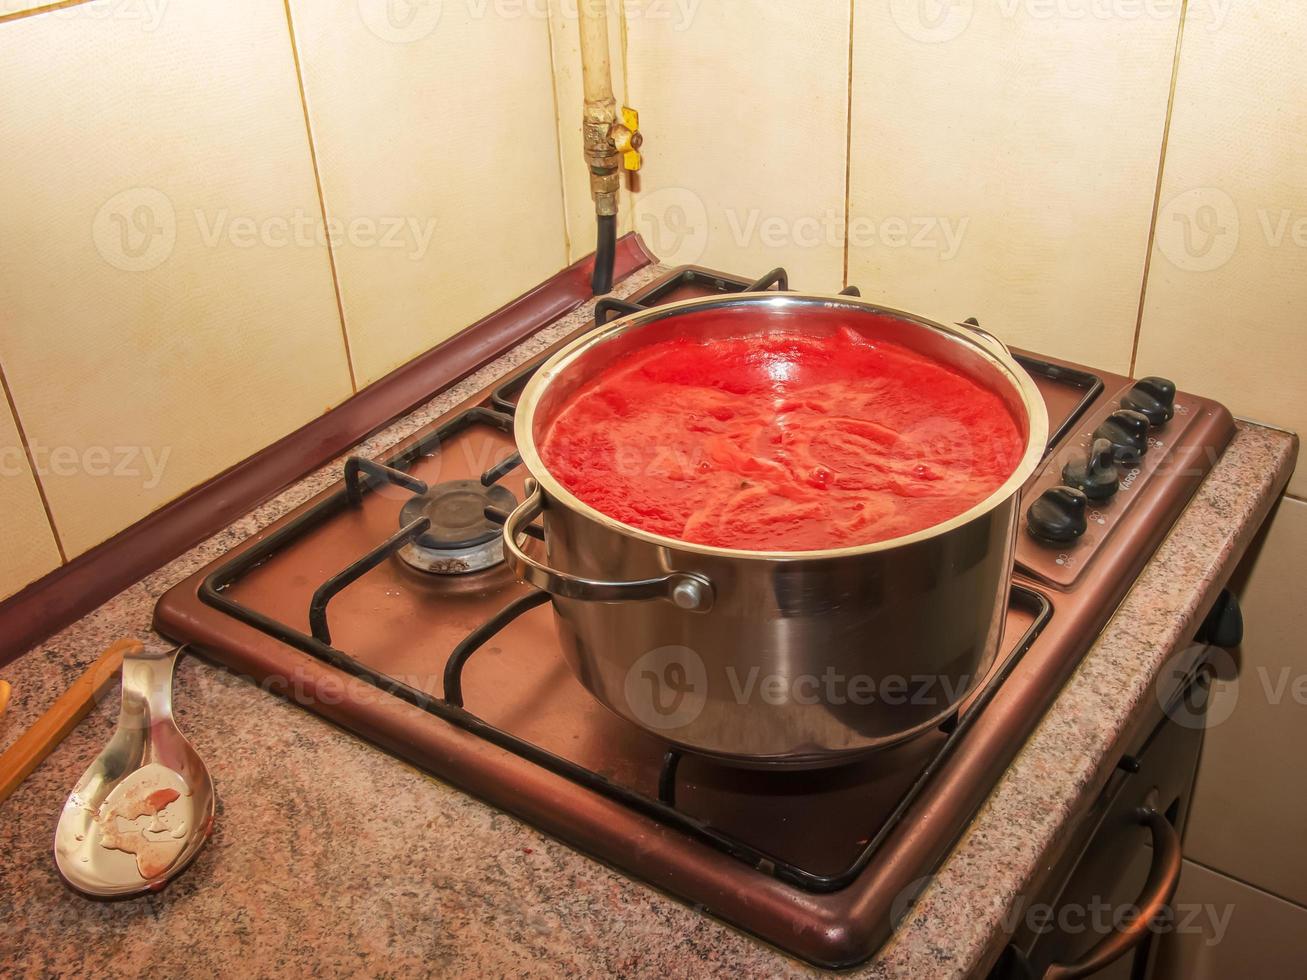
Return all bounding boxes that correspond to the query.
[538,326,1025,551]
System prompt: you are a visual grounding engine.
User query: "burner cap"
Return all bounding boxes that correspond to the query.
[397,480,517,574]
[402,479,516,550]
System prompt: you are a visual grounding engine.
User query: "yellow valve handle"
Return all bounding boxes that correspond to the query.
[616,106,642,171]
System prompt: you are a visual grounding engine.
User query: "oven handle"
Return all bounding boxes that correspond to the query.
[501,481,715,612]
[1042,805,1183,980]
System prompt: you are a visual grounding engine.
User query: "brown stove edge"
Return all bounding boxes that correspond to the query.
[0,234,655,668]
[153,269,1248,969]
[973,438,1297,980]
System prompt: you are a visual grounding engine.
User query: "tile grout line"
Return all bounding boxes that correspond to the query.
[0,361,68,564]
[1186,856,1307,914]
[1128,0,1190,377]
[841,0,855,290]
[281,0,358,395]
[542,2,574,263]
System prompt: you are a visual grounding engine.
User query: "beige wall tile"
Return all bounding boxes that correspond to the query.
[847,5,1180,372]
[0,1,352,558]
[0,392,62,600]
[289,0,569,387]
[625,0,849,290]
[1154,859,1307,980]
[1135,4,1307,497]
[545,0,632,261]
[1184,496,1307,907]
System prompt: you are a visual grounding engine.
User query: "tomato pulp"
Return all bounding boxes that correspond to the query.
[539,327,1026,551]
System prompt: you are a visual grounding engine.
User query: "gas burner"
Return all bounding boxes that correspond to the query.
[396,479,517,574]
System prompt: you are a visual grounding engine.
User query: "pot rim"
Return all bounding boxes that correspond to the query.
[514,292,1049,561]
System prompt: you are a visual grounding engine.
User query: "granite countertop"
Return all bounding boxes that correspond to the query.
[0,268,1297,978]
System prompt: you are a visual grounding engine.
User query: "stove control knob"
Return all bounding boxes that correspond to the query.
[1120,376,1176,427]
[1093,409,1151,465]
[1062,437,1120,501]
[1026,486,1088,545]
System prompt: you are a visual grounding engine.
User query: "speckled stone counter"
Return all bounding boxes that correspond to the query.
[0,269,1297,978]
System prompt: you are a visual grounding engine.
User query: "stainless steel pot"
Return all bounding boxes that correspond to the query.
[502,293,1048,768]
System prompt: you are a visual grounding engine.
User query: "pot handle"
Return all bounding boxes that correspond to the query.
[957,317,1011,356]
[501,482,715,612]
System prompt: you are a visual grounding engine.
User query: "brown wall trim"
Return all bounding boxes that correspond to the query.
[0,233,655,667]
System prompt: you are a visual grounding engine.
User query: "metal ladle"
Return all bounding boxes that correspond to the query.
[54,645,215,896]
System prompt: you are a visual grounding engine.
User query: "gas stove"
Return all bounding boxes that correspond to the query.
[154,265,1235,968]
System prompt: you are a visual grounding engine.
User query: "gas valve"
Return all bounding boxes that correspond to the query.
[611,106,643,172]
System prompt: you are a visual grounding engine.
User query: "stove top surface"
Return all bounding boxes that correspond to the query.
[155,265,1236,967]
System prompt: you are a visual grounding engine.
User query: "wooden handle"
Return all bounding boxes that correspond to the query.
[0,679,10,719]
[0,637,143,805]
